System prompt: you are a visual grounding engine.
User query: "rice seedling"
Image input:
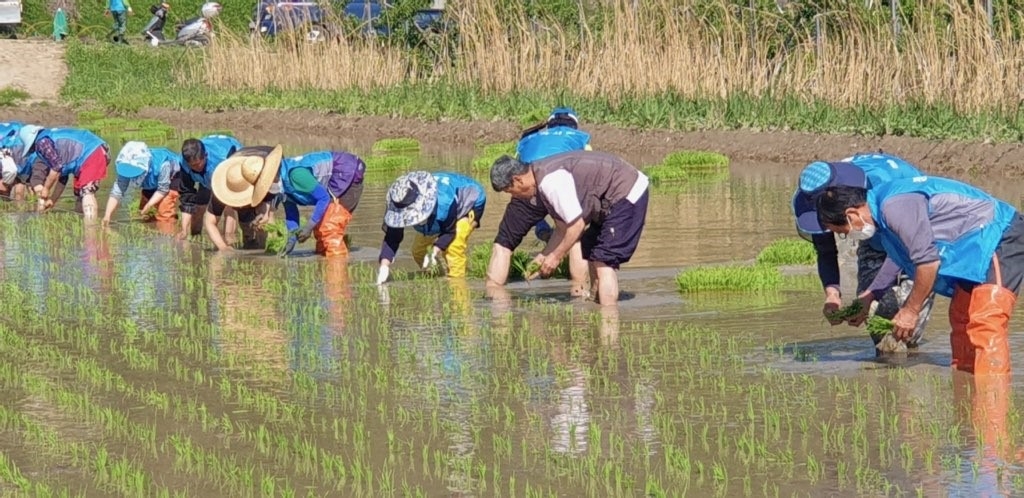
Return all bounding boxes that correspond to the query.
[755,238,816,266]
[364,155,414,173]
[467,244,569,280]
[262,220,289,254]
[866,316,894,340]
[471,141,517,170]
[826,301,864,322]
[676,264,782,292]
[372,138,421,154]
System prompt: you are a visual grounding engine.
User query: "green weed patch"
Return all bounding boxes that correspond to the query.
[471,141,517,170]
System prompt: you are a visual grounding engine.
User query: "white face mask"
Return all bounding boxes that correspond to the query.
[848,216,876,241]
[268,180,282,195]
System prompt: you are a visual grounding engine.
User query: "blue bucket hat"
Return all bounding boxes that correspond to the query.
[115,141,153,179]
[792,161,868,234]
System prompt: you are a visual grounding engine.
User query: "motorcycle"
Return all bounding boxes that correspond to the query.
[149,1,221,47]
[141,2,170,45]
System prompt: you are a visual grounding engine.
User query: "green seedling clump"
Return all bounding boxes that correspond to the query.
[676,263,782,292]
[645,150,730,185]
[364,155,414,173]
[826,300,864,322]
[263,221,289,254]
[468,244,569,280]
[866,315,894,339]
[372,138,421,154]
[472,141,517,170]
[756,238,817,266]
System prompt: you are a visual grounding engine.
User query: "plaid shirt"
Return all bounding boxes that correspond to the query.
[34,137,64,172]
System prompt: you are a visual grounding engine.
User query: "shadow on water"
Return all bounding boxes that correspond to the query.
[4,133,1024,496]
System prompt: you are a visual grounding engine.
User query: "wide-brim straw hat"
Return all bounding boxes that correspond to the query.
[211,145,284,208]
[384,171,438,228]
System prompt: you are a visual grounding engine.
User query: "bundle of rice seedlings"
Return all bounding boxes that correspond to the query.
[372,138,421,154]
[755,238,817,266]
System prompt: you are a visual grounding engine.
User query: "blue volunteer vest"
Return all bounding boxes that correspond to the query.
[0,122,23,142]
[280,151,333,206]
[846,153,924,251]
[516,126,591,163]
[868,176,1017,297]
[35,128,106,177]
[184,135,242,188]
[414,172,484,236]
[140,148,183,191]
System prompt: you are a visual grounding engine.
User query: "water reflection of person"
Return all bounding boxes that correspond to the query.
[287,257,350,379]
[207,254,289,373]
[82,226,114,298]
[951,370,1016,495]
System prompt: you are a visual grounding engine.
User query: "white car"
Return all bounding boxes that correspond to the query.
[0,0,21,28]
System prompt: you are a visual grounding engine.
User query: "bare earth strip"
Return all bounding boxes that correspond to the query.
[0,39,67,101]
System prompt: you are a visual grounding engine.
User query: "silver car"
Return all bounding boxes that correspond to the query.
[0,0,21,29]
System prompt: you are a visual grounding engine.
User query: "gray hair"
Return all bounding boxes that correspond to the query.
[490,155,530,192]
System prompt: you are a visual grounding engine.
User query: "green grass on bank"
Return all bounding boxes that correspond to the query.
[60,42,1024,143]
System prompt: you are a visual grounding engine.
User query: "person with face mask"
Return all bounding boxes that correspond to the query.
[791,153,935,352]
[816,177,1024,376]
[178,134,243,248]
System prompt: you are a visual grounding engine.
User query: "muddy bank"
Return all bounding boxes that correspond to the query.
[4,105,1023,178]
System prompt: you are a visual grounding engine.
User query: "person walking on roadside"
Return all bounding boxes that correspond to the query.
[208,145,284,251]
[16,126,110,221]
[102,141,184,225]
[177,134,242,245]
[490,150,650,306]
[107,0,134,44]
[816,175,1024,376]
[376,171,486,284]
[791,152,936,353]
[486,107,592,297]
[276,150,366,257]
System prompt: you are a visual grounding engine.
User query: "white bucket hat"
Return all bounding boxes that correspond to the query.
[115,141,153,179]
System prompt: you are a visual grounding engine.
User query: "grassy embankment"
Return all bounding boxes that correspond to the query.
[51,0,1024,142]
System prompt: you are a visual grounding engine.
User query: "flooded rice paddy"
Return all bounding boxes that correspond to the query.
[2,127,1024,497]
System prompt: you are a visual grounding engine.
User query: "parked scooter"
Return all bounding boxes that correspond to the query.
[151,2,221,47]
[142,2,170,45]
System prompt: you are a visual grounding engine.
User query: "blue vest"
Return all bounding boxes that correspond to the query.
[868,176,1017,297]
[0,122,33,175]
[414,172,485,236]
[0,122,23,142]
[140,148,183,191]
[35,128,106,177]
[845,153,924,251]
[280,151,333,206]
[516,126,591,163]
[184,135,242,188]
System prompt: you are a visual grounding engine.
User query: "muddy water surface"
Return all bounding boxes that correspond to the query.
[2,131,1024,496]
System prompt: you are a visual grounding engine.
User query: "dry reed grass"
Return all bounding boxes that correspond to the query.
[196,0,1024,113]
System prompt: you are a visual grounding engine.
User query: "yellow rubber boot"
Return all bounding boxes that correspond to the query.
[411,233,438,267]
[444,216,476,278]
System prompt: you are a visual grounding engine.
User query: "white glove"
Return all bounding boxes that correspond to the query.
[422,248,439,270]
[376,265,390,285]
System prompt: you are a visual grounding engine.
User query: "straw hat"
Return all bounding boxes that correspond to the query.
[211,145,284,208]
[384,171,438,228]
[115,141,152,179]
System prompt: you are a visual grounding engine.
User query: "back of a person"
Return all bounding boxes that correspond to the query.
[145,148,182,189]
[38,128,105,175]
[193,135,242,185]
[845,153,923,189]
[533,151,639,223]
[517,126,591,164]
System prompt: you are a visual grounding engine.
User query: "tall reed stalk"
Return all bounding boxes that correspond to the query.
[196,0,1024,114]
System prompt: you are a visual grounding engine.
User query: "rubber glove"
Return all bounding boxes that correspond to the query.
[295,224,315,243]
[376,265,390,285]
[422,247,440,270]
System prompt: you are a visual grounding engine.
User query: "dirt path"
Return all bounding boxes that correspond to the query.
[5,105,1024,179]
[0,39,67,101]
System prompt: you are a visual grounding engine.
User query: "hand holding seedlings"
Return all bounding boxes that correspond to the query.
[890,306,920,341]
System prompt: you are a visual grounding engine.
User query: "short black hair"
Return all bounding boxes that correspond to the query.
[490,155,530,192]
[815,186,867,227]
[181,138,206,163]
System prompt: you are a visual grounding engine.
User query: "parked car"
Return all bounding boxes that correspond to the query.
[0,0,21,37]
[251,0,340,41]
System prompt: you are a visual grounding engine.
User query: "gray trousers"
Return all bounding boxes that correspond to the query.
[856,242,935,349]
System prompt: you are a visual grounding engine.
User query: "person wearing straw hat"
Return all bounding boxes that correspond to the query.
[376,171,486,284]
[178,134,243,243]
[487,107,592,297]
[19,126,109,221]
[792,152,935,353]
[490,150,650,306]
[102,141,184,225]
[209,145,284,251]
[276,150,366,257]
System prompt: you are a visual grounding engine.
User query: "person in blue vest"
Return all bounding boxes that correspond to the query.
[0,121,32,201]
[816,176,1024,376]
[376,171,486,284]
[208,144,284,251]
[792,153,936,352]
[177,134,244,247]
[101,141,184,225]
[15,126,110,221]
[277,150,366,257]
[486,107,592,296]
